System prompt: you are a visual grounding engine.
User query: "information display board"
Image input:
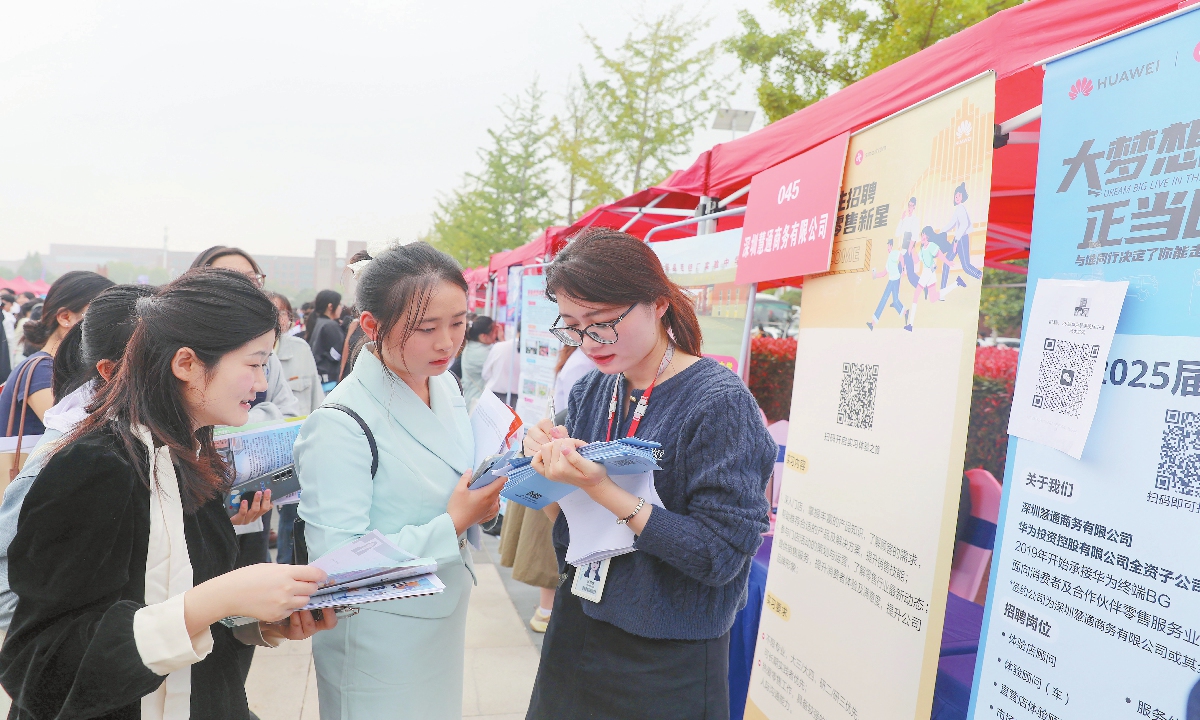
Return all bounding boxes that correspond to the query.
[516,268,562,426]
[971,11,1200,719]
[651,228,751,372]
[746,73,996,720]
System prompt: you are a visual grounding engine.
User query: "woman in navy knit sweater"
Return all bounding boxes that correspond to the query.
[522,228,776,720]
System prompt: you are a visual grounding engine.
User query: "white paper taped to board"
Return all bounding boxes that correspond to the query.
[1007,278,1128,459]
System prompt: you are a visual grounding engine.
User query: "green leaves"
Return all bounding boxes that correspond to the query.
[581,7,730,194]
[431,7,730,266]
[429,81,559,268]
[728,0,1020,123]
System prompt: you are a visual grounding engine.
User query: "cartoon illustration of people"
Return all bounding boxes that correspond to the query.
[867,237,906,330]
[895,197,922,288]
[906,226,945,330]
[935,182,982,290]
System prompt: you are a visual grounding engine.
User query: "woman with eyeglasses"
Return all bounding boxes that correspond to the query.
[190,246,303,691]
[521,228,776,720]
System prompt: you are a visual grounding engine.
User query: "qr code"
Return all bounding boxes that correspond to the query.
[1031,338,1099,418]
[837,362,878,429]
[1156,409,1200,497]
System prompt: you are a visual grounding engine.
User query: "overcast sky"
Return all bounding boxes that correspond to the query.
[1,1,777,261]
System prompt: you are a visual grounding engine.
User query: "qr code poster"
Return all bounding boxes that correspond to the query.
[1030,338,1099,418]
[1156,409,1200,497]
[1008,278,1128,459]
[837,362,879,429]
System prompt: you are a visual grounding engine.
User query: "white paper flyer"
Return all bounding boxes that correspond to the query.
[1007,279,1128,459]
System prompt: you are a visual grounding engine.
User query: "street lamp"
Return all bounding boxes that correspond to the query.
[712,108,755,141]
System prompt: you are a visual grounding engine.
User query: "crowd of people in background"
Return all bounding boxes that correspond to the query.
[0,234,774,720]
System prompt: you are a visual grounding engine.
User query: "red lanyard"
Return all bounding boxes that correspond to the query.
[605,344,674,441]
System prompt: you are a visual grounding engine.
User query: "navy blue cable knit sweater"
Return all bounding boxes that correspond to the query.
[554,357,776,640]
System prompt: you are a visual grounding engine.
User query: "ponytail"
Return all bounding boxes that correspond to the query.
[545,228,703,357]
[51,323,86,400]
[21,271,114,348]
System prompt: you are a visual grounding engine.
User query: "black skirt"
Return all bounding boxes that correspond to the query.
[526,566,730,720]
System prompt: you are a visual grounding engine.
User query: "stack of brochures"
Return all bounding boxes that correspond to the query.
[495,438,662,510]
[303,530,443,610]
[220,530,443,627]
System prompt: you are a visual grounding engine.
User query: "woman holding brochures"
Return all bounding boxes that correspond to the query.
[522,228,777,720]
[0,269,335,719]
[294,242,505,720]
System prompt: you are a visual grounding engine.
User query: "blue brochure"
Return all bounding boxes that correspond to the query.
[498,439,662,509]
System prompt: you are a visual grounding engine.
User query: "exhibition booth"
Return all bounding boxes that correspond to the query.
[468,0,1200,717]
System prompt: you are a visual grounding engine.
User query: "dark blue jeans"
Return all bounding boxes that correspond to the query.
[275,504,299,564]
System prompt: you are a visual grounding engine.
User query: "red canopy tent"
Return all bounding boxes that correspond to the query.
[488,226,566,274]
[543,0,1186,282]
[546,181,733,256]
[654,0,1187,274]
[0,277,50,296]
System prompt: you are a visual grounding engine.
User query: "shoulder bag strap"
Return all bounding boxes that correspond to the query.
[292,402,379,566]
[322,403,378,478]
[8,355,51,481]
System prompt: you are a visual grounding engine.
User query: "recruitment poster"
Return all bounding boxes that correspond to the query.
[516,268,562,426]
[737,133,850,282]
[971,12,1200,719]
[651,228,751,372]
[746,73,995,720]
[506,265,523,330]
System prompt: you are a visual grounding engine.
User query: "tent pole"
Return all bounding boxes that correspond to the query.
[716,184,750,208]
[738,283,758,383]
[642,206,746,243]
[619,194,666,232]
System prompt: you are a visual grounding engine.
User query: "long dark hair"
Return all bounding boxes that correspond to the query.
[52,285,158,399]
[545,228,702,356]
[21,271,115,348]
[305,289,342,342]
[60,269,279,511]
[353,242,468,369]
[467,316,495,342]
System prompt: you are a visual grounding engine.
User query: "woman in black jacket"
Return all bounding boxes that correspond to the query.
[305,289,345,391]
[0,269,335,719]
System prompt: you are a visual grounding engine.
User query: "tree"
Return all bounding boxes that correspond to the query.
[582,7,730,194]
[16,252,45,280]
[728,0,1021,123]
[430,81,558,266]
[550,80,620,223]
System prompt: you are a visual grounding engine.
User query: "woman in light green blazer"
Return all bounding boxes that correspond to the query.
[294,243,505,719]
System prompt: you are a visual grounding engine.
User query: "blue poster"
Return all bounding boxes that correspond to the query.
[971,9,1200,719]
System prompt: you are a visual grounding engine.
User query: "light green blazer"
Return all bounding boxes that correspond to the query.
[294,348,476,619]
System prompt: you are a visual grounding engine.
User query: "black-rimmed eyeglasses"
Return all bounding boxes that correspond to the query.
[549,304,637,347]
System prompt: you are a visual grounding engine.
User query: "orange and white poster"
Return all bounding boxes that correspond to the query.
[745,73,995,720]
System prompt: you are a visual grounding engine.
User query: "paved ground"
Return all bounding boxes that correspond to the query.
[245,532,541,720]
[0,530,545,719]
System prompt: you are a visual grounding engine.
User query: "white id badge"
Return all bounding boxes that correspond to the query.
[570,558,611,603]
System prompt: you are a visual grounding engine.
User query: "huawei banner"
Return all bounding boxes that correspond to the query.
[972,10,1200,719]
[745,73,995,720]
[736,132,850,283]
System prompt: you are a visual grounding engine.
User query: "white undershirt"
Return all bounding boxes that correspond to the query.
[131,425,213,720]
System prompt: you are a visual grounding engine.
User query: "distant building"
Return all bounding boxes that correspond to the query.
[43,241,362,298]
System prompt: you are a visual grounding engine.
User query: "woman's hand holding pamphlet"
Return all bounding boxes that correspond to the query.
[302,530,443,609]
[494,438,662,510]
[219,530,443,627]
